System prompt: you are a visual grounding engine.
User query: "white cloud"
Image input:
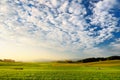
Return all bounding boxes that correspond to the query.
[110,39,120,50]
[0,0,119,56]
[89,0,118,44]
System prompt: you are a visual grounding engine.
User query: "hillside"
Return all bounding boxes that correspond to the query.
[0,60,119,80]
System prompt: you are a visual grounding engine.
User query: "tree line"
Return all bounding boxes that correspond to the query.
[56,56,120,63]
[0,59,15,62]
[0,56,120,63]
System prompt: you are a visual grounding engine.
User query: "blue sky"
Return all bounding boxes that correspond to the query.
[0,0,120,61]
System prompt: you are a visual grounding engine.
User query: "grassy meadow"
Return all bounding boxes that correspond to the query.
[0,60,120,80]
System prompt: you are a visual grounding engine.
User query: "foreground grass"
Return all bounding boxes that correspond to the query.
[0,60,120,80]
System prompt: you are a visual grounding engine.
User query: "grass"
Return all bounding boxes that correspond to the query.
[0,60,120,80]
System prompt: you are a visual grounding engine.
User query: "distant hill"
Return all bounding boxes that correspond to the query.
[56,56,120,63]
[0,56,120,63]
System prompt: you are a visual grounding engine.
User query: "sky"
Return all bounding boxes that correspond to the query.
[0,0,120,61]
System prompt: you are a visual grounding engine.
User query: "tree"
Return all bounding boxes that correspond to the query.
[0,59,2,62]
[3,59,15,62]
[107,56,120,60]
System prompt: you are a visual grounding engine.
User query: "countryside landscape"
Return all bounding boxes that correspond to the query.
[0,0,120,80]
[0,56,120,80]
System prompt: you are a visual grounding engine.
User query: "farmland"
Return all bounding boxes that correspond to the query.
[0,60,120,80]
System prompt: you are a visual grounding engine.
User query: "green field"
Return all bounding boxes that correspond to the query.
[0,60,120,80]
